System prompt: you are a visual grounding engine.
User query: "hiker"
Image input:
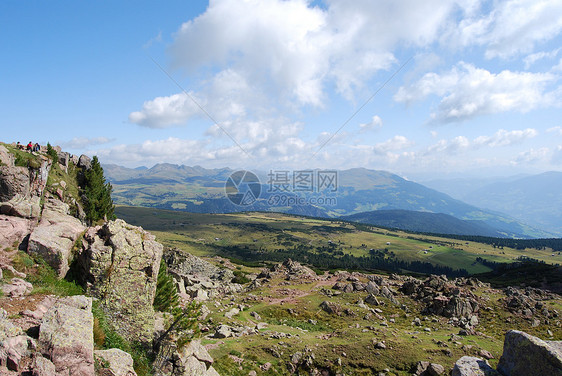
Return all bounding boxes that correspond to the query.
[27,141,33,151]
[16,142,23,150]
[33,143,40,152]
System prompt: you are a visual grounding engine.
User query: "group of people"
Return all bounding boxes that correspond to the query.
[16,141,40,152]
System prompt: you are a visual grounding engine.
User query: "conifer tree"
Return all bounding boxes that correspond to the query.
[83,156,115,224]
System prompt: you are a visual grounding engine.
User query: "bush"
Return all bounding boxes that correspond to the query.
[46,142,58,162]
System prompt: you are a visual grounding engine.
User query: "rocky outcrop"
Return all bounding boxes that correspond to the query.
[165,248,242,301]
[0,214,31,251]
[258,259,318,281]
[77,219,163,342]
[27,198,85,277]
[37,295,95,376]
[400,275,479,322]
[154,339,221,376]
[0,146,51,219]
[452,356,498,376]
[497,330,562,376]
[95,348,138,376]
[2,277,33,298]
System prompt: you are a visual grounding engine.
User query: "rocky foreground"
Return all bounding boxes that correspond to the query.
[1,142,562,375]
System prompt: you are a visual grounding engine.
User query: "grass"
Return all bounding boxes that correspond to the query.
[115,206,562,277]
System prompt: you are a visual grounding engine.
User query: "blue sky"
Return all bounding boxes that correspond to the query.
[2,0,562,179]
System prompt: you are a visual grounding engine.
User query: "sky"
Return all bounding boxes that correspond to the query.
[2,0,562,180]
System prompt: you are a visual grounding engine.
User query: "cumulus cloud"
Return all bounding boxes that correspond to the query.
[474,128,538,147]
[394,62,559,122]
[447,0,562,59]
[426,136,470,154]
[59,137,114,149]
[524,48,561,69]
[359,115,383,132]
[547,126,562,135]
[512,147,550,165]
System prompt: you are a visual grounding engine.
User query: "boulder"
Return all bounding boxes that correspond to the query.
[0,335,33,371]
[77,219,163,342]
[0,165,31,202]
[2,277,33,298]
[179,340,213,367]
[0,194,41,219]
[78,155,92,170]
[27,198,85,278]
[94,348,137,376]
[0,214,30,251]
[452,356,498,376]
[38,295,94,376]
[497,330,562,376]
[32,355,57,376]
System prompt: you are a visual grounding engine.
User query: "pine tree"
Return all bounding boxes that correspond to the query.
[83,156,115,224]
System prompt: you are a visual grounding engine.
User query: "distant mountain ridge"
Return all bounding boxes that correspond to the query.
[103,163,555,238]
[423,171,562,236]
[342,209,507,237]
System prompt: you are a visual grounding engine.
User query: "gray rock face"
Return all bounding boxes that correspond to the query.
[452,356,498,376]
[0,335,33,371]
[27,198,85,278]
[94,348,137,376]
[38,295,94,376]
[2,277,33,298]
[0,165,31,202]
[77,219,163,342]
[497,330,562,376]
[78,154,92,170]
[32,355,57,376]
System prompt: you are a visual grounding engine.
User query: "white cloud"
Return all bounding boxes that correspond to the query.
[447,0,562,59]
[373,135,414,155]
[547,126,562,135]
[59,137,114,149]
[474,128,538,147]
[128,93,202,128]
[359,115,383,132]
[394,62,559,122]
[426,136,470,154]
[524,48,561,69]
[512,147,549,165]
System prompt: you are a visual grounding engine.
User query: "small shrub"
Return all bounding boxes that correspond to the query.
[232,270,250,284]
[46,143,58,162]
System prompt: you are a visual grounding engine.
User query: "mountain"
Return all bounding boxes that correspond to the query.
[341,209,506,237]
[422,171,562,236]
[103,164,554,238]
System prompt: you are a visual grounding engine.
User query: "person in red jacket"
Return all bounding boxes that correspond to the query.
[27,142,33,151]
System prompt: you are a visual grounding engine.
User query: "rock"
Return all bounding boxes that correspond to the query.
[94,348,137,376]
[0,164,31,202]
[365,294,381,306]
[38,295,94,376]
[214,325,233,338]
[479,350,493,360]
[497,330,562,376]
[76,219,163,342]
[181,340,213,366]
[32,355,57,376]
[250,311,261,320]
[0,310,24,342]
[184,355,208,375]
[225,308,240,319]
[1,194,41,219]
[0,335,32,371]
[2,277,33,297]
[320,301,341,315]
[427,363,445,375]
[373,341,386,349]
[78,154,92,170]
[452,356,498,376]
[27,198,85,277]
[0,214,31,251]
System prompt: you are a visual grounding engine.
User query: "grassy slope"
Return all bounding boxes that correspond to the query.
[115,206,562,275]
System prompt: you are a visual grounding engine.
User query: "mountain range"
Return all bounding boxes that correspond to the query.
[103,163,557,239]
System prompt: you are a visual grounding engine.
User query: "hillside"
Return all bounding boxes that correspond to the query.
[2,143,562,376]
[341,209,506,237]
[423,172,562,236]
[104,164,552,238]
